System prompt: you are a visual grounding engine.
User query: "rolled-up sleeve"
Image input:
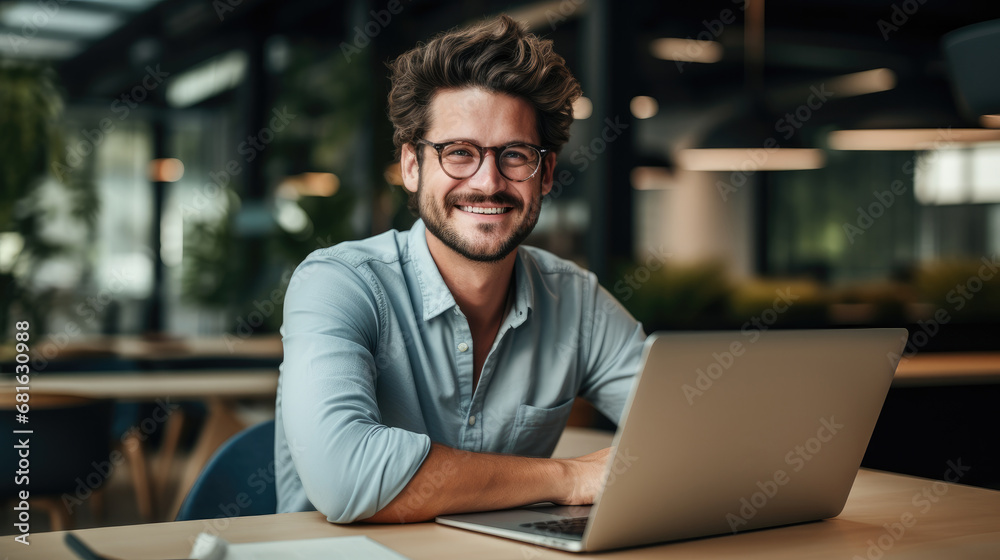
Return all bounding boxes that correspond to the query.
[578,274,647,426]
[279,255,431,523]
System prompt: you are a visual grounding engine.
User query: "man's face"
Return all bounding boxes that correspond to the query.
[401,87,554,263]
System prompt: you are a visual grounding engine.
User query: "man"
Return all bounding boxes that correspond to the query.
[276,14,646,524]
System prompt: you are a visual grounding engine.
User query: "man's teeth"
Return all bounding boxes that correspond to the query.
[458,206,511,215]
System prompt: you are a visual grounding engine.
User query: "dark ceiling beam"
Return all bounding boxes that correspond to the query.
[57,0,275,98]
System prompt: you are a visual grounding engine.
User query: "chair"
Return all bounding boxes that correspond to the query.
[0,392,114,530]
[175,419,276,521]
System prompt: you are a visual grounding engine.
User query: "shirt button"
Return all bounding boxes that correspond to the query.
[468,416,476,426]
[457,342,469,352]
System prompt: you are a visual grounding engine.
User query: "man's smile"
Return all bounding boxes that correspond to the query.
[457,205,513,215]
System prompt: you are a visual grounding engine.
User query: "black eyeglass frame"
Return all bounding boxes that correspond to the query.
[416,138,550,182]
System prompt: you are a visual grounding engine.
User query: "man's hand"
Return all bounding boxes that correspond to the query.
[556,447,612,505]
[363,443,613,523]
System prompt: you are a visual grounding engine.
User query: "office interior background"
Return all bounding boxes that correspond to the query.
[2,0,999,534]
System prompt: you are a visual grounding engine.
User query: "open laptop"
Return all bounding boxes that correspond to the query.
[436,328,908,552]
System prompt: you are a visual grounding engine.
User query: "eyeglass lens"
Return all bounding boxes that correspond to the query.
[439,142,540,181]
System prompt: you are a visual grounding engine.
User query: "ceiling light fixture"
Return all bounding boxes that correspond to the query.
[573,96,593,120]
[676,148,825,171]
[828,128,1000,150]
[650,38,723,64]
[630,96,658,119]
[824,68,896,98]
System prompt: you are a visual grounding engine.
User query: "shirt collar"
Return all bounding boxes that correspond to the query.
[408,219,535,326]
[509,247,534,329]
[408,219,456,321]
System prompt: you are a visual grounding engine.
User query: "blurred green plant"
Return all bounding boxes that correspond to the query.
[729,278,828,326]
[828,281,912,325]
[615,262,831,330]
[615,261,732,329]
[180,202,241,309]
[615,256,1000,331]
[0,60,98,335]
[915,259,1000,322]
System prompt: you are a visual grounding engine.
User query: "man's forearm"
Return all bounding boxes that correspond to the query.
[363,442,579,523]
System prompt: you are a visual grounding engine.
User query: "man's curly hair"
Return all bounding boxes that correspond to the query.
[387,15,581,188]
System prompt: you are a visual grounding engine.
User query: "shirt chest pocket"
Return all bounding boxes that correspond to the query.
[503,399,575,458]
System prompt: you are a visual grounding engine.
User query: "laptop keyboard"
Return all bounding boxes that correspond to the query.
[520,516,588,536]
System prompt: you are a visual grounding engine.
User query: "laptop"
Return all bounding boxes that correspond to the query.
[436,328,908,552]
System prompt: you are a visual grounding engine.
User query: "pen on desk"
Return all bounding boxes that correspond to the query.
[65,531,194,560]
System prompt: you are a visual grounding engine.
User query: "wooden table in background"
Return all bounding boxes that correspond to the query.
[892,352,1000,386]
[0,369,278,521]
[0,334,283,363]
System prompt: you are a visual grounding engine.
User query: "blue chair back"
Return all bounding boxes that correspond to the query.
[175,420,276,521]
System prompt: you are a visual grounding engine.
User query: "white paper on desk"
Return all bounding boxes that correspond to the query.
[190,534,411,560]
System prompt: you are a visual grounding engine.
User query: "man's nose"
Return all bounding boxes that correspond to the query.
[465,149,505,195]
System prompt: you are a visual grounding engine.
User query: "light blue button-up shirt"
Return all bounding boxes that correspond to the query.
[275,219,646,523]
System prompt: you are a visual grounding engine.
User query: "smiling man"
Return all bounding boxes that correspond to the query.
[275,15,647,523]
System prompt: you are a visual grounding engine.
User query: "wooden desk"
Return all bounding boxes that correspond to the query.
[0,369,278,520]
[10,429,1000,559]
[0,334,283,363]
[892,352,1000,387]
[5,369,279,400]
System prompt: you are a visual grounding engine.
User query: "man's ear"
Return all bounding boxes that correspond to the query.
[401,142,419,194]
[540,152,557,197]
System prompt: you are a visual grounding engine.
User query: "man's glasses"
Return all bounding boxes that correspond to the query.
[417,139,549,182]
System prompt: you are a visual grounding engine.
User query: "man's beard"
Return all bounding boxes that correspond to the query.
[417,172,542,263]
